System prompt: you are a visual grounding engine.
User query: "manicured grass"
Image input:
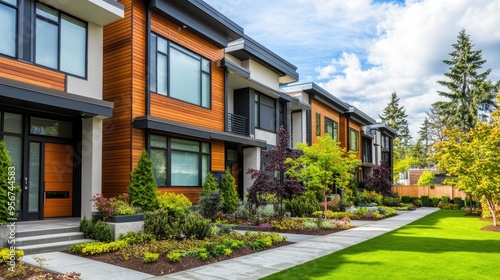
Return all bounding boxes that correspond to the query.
[263,210,500,280]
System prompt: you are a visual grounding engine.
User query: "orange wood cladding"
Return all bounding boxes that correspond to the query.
[44,143,73,217]
[310,99,342,145]
[0,57,65,91]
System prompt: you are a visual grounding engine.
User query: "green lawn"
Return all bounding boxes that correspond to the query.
[263,210,500,280]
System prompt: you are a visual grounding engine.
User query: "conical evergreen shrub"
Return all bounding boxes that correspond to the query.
[129,150,158,212]
[201,172,218,197]
[220,169,238,213]
[0,141,18,224]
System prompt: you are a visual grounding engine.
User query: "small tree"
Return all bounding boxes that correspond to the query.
[220,169,238,213]
[129,150,158,212]
[0,141,19,224]
[201,172,218,197]
[247,127,303,215]
[364,161,394,196]
[417,170,435,188]
[286,134,360,219]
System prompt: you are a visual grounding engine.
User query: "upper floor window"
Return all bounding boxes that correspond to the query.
[381,135,391,151]
[349,128,359,151]
[35,3,87,77]
[150,33,211,108]
[315,113,321,136]
[324,117,338,141]
[0,0,17,57]
[254,92,276,132]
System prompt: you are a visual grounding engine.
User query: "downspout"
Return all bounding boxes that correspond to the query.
[145,0,152,151]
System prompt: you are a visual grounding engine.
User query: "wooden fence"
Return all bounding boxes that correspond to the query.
[391,185,466,199]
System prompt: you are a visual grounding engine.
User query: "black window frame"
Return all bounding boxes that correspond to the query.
[0,0,18,58]
[150,33,212,109]
[254,91,276,132]
[149,134,211,187]
[34,2,88,79]
[324,117,338,141]
[349,128,359,151]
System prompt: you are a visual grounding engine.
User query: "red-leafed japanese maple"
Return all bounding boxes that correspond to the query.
[364,161,394,196]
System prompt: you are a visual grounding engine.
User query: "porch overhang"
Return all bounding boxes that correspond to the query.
[0,77,113,118]
[133,116,267,148]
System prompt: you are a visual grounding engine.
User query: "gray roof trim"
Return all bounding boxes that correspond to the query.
[151,0,243,48]
[345,105,377,125]
[292,97,311,110]
[103,0,124,10]
[0,77,113,117]
[247,78,292,102]
[282,82,349,112]
[133,116,267,148]
[217,58,250,78]
[365,123,398,136]
[226,35,298,82]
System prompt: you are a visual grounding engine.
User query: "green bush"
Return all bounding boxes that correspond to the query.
[453,197,464,208]
[182,213,212,240]
[218,224,234,234]
[71,240,128,255]
[201,173,218,197]
[421,196,430,207]
[119,231,155,245]
[129,150,158,212]
[284,191,320,217]
[0,248,24,264]
[157,192,192,215]
[356,190,383,206]
[440,203,459,210]
[80,216,93,239]
[382,196,400,207]
[410,197,421,206]
[93,220,113,243]
[198,190,223,220]
[0,140,21,224]
[401,196,411,204]
[441,196,450,204]
[143,252,160,263]
[220,169,238,214]
[144,209,182,240]
[167,251,181,262]
[430,197,440,207]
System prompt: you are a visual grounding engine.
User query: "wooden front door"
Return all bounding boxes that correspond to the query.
[43,143,73,217]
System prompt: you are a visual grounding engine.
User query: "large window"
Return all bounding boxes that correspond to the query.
[255,92,276,132]
[0,0,17,57]
[324,117,338,141]
[150,33,211,108]
[35,3,87,77]
[349,128,359,151]
[150,135,210,187]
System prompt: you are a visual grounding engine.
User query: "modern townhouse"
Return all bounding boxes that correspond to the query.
[362,122,397,180]
[101,0,298,202]
[0,0,124,220]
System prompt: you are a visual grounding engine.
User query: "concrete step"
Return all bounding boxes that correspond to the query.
[16,226,81,238]
[17,239,95,255]
[16,232,85,247]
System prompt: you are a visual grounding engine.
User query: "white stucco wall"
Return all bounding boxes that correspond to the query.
[241,59,280,90]
[292,111,303,148]
[66,22,103,100]
[243,147,261,199]
[255,129,276,146]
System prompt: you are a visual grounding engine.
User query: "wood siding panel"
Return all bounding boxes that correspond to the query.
[150,13,225,132]
[44,143,73,217]
[310,99,342,145]
[102,0,133,198]
[0,57,65,91]
[211,140,225,171]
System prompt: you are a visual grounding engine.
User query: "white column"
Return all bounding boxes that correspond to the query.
[243,147,261,200]
[80,117,104,219]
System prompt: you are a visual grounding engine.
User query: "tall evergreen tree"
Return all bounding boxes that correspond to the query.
[129,150,158,212]
[379,91,411,160]
[432,29,498,132]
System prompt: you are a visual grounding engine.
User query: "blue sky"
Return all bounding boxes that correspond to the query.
[204,0,500,139]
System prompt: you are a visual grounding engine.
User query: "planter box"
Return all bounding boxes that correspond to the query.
[109,213,144,223]
[107,220,144,240]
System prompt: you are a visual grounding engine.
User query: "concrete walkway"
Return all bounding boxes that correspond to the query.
[23,207,439,280]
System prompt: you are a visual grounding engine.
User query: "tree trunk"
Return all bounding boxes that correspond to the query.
[486,196,497,227]
[323,188,328,220]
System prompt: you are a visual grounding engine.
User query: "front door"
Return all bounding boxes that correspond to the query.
[26,142,73,219]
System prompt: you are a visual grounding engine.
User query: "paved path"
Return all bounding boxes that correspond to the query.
[23,207,439,280]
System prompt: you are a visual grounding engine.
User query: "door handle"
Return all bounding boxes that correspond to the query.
[24,177,28,190]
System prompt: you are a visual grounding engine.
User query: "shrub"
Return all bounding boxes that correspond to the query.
[256,204,275,217]
[80,216,93,239]
[430,197,440,207]
[167,251,181,262]
[356,190,383,206]
[284,191,320,217]
[401,196,411,204]
[0,248,24,264]
[70,240,128,255]
[119,231,155,245]
[218,224,234,234]
[182,213,212,240]
[201,172,218,197]
[144,209,182,240]
[319,220,335,229]
[421,196,430,207]
[272,218,302,231]
[0,140,21,224]
[220,169,239,214]
[157,192,191,215]
[143,252,159,263]
[410,197,421,206]
[198,190,223,220]
[382,196,400,207]
[440,203,459,210]
[453,197,464,208]
[303,220,318,229]
[129,150,158,212]
[441,196,450,204]
[93,220,113,243]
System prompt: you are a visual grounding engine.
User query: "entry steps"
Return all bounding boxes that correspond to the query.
[16,226,93,255]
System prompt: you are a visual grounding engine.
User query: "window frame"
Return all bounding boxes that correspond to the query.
[0,0,18,58]
[150,33,212,109]
[324,117,338,141]
[150,134,211,187]
[34,2,88,78]
[349,128,359,151]
[254,91,276,132]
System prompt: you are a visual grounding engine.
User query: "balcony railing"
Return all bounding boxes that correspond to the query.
[228,113,248,136]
